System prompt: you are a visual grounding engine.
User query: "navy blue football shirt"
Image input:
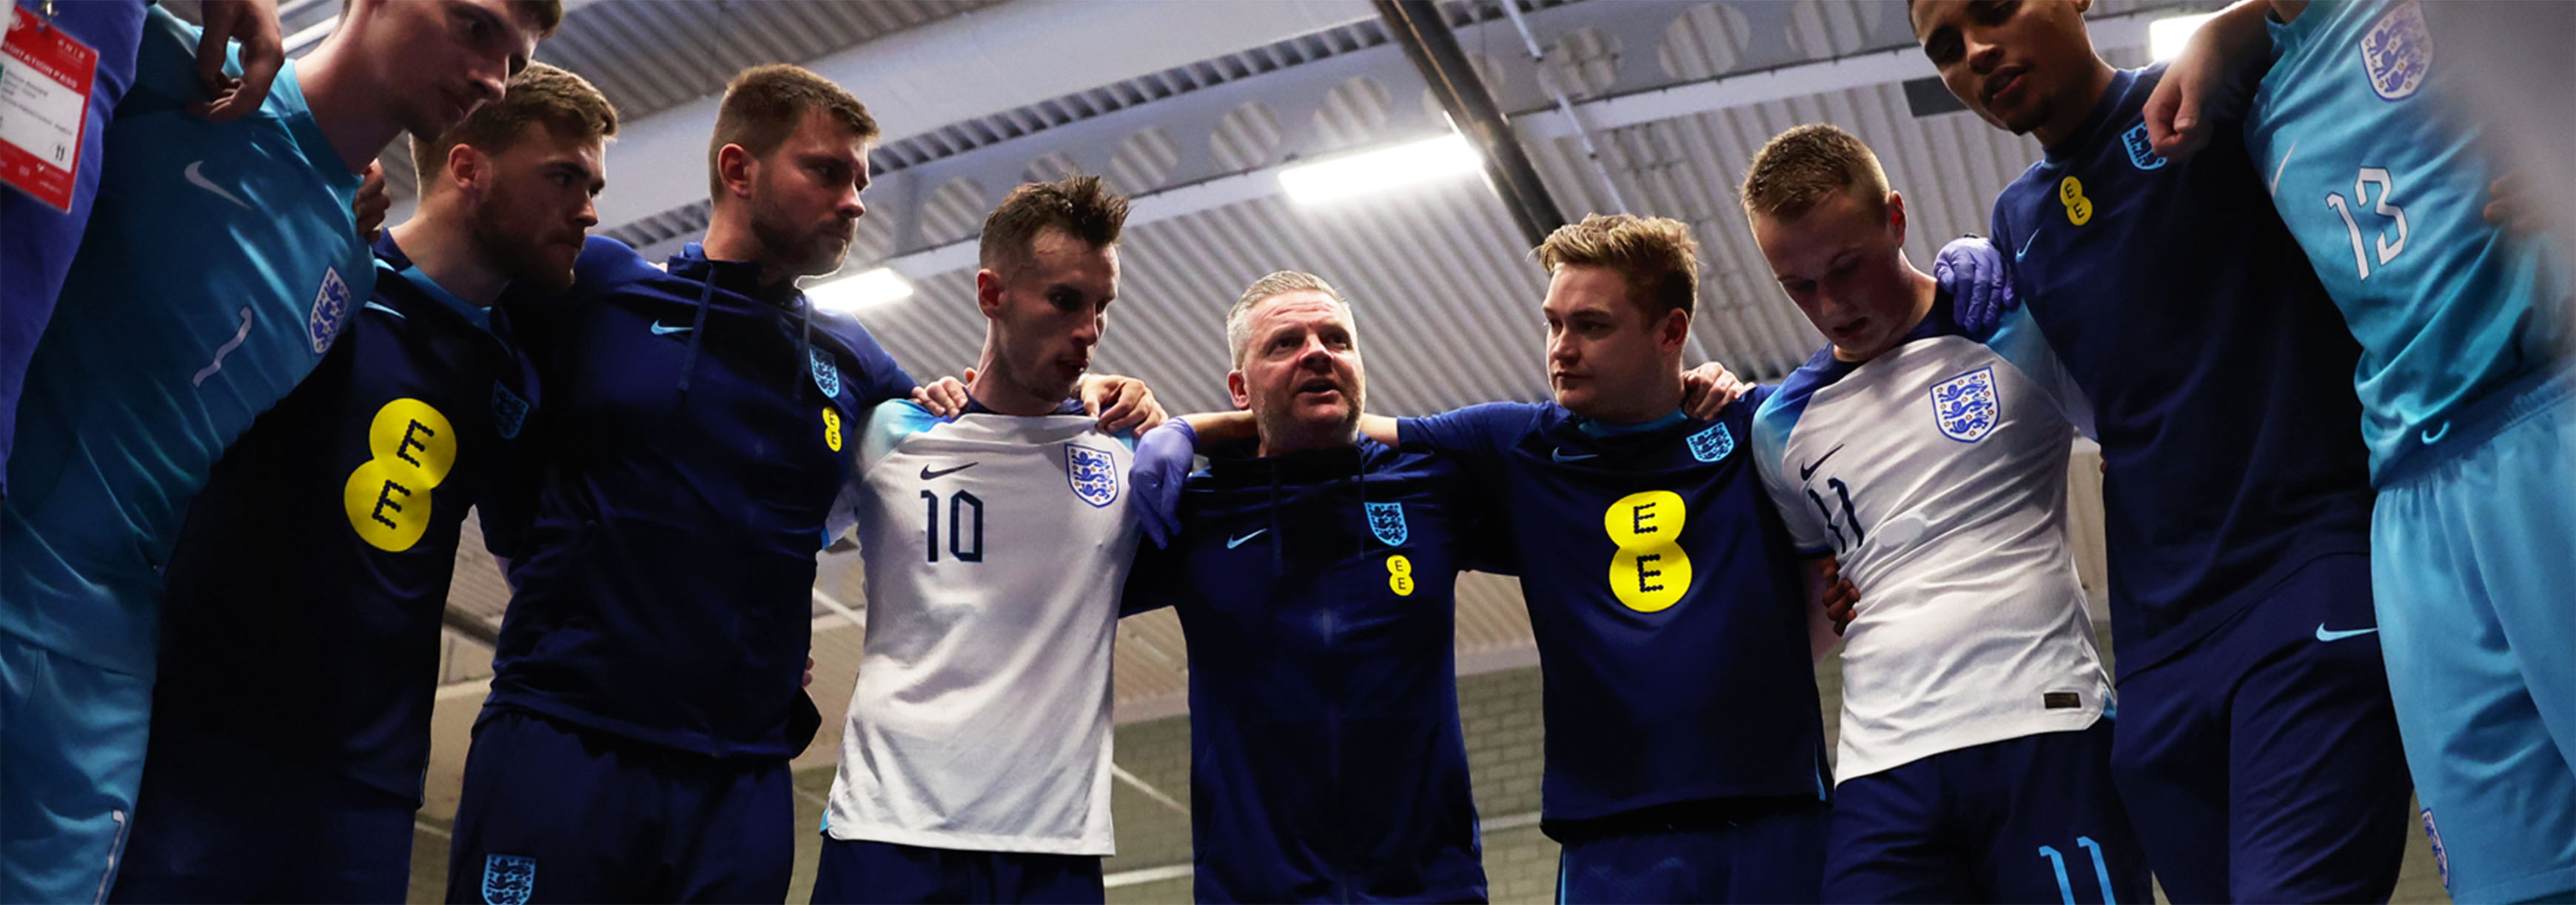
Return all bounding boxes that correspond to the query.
[1990,64,2375,672]
[1399,394,1831,833]
[484,237,913,758]
[1124,438,1489,904]
[152,233,540,803]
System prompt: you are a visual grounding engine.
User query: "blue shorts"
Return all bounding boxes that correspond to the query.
[0,0,144,500]
[1823,720,2148,904]
[1554,798,1828,904]
[811,838,1103,904]
[109,722,413,904]
[0,627,151,905]
[444,709,792,904]
[2109,552,2412,903]
[2372,364,2576,904]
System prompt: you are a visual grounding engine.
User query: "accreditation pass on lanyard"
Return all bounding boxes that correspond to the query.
[1,1,98,213]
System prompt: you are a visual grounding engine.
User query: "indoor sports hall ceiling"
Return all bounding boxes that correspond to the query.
[171,0,2190,801]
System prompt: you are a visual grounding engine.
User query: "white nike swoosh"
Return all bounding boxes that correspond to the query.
[184,161,253,211]
[651,322,694,335]
[363,301,406,319]
[1552,449,1598,462]
[1227,529,1267,549]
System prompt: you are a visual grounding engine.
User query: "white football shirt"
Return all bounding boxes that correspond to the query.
[822,400,1140,854]
[1752,301,2113,782]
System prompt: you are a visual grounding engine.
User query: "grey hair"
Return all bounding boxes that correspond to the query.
[1225,270,1356,367]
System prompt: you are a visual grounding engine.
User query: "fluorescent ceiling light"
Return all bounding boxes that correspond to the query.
[2150,12,2219,61]
[1279,133,1483,205]
[807,267,914,313]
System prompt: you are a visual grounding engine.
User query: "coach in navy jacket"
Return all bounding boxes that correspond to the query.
[1125,272,1492,904]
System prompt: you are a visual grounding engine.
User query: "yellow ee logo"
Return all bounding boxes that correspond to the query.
[2059,176,2094,225]
[342,398,457,552]
[1604,490,1691,612]
[822,407,843,452]
[1387,553,1415,596]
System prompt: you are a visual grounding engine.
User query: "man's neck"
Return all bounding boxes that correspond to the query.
[1581,375,1684,424]
[1256,425,1358,458]
[388,212,507,307]
[700,215,794,286]
[965,348,1070,417]
[293,36,398,175]
[2034,57,2120,150]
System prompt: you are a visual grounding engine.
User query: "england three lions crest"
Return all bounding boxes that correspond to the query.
[1066,444,1118,508]
[1687,423,1734,463]
[1930,367,1999,443]
[1366,501,1409,547]
[482,854,536,905]
[2361,0,2430,101]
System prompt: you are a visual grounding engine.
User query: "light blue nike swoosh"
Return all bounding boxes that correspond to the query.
[363,301,406,319]
[651,322,694,335]
[184,160,254,211]
[2016,228,2042,261]
[1552,449,1598,463]
[1227,530,1267,549]
[2315,624,2380,643]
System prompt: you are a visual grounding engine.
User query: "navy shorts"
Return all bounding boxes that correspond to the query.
[811,837,1103,904]
[108,722,414,904]
[2110,553,2412,903]
[1554,798,1828,904]
[1823,720,2149,904]
[444,709,791,904]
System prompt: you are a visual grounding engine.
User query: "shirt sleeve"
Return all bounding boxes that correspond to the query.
[1396,401,1544,460]
[825,399,941,541]
[840,322,919,402]
[1985,305,2096,439]
[1750,398,1836,558]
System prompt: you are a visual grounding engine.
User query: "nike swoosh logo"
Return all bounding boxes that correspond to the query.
[650,322,694,335]
[363,301,406,319]
[2015,228,2042,261]
[1799,444,1845,481]
[184,161,253,211]
[1227,529,1267,549]
[919,463,977,480]
[1551,448,1598,463]
[2315,624,2379,643]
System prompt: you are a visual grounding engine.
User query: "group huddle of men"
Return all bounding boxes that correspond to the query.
[2,0,2569,903]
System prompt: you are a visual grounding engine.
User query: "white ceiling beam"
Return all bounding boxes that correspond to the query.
[595,0,1375,233]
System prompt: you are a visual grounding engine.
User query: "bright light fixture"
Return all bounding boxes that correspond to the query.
[1279,133,1483,205]
[807,267,915,313]
[2150,12,2219,61]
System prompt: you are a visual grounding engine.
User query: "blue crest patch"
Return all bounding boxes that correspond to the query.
[1366,501,1409,547]
[481,854,535,905]
[306,267,352,354]
[809,347,842,398]
[1066,444,1118,508]
[1930,367,2000,443]
[2361,0,2430,101]
[1686,423,1734,463]
[2120,122,2168,170]
[490,381,529,439]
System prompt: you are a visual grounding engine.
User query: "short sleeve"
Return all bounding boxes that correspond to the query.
[826,399,942,540]
[1985,305,2096,438]
[1750,394,1836,558]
